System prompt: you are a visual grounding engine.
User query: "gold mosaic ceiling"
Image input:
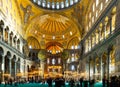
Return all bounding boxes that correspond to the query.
[33,14,71,35]
[14,0,89,49]
[25,13,79,42]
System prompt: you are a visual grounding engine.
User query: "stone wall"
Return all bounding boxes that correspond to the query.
[115,35,120,72]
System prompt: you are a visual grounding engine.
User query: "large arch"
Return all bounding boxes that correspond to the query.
[0,46,4,55]
[67,37,80,49]
[11,55,17,78]
[27,36,41,49]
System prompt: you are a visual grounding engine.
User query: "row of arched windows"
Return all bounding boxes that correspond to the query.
[31,0,80,10]
[85,6,116,53]
[0,20,23,53]
[86,0,111,32]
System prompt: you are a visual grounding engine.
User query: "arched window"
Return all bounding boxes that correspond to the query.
[17,39,20,50]
[47,58,50,64]
[96,0,99,6]
[99,23,103,41]
[10,32,13,46]
[0,0,3,7]
[58,58,61,64]
[93,3,95,12]
[100,2,103,11]
[96,10,98,17]
[5,27,9,43]
[92,16,94,23]
[88,37,91,51]
[47,2,50,8]
[111,7,116,33]
[96,29,99,44]
[85,40,88,53]
[106,0,108,3]
[105,17,110,38]
[92,33,95,47]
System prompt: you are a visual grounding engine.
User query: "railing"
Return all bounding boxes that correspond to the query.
[0,40,25,58]
[84,27,120,57]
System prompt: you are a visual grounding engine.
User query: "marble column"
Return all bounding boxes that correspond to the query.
[100,55,103,81]
[89,59,90,81]
[107,48,111,81]
[115,35,120,73]
[20,58,23,73]
[98,29,100,43]
[104,23,107,39]
[1,55,5,82]
[9,58,12,77]
[20,42,23,53]
[12,37,14,47]
[7,31,10,44]
[15,61,17,79]
[109,17,112,34]
[90,36,92,49]
[115,0,120,31]
[40,61,44,78]
[93,58,96,80]
[0,26,3,41]
[94,33,96,45]
[2,28,5,41]
[15,39,17,49]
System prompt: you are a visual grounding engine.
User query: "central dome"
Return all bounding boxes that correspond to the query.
[34,14,72,35]
[30,0,80,10]
[25,13,79,41]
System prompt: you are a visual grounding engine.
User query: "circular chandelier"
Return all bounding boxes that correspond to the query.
[31,0,80,10]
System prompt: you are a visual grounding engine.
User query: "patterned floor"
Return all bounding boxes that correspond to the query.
[0,82,103,87]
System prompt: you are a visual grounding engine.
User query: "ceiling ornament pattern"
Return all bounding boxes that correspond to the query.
[36,14,72,35]
[46,42,63,54]
[30,0,80,10]
[25,13,79,41]
[27,36,41,49]
[67,37,80,49]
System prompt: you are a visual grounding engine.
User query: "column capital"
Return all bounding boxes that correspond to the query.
[2,54,5,57]
[107,45,113,54]
[9,57,13,60]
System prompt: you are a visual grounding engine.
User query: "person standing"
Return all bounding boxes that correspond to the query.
[102,77,106,87]
[79,78,83,87]
[54,75,61,87]
[47,76,52,87]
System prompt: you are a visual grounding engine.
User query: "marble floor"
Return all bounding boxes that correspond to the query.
[0,82,103,87]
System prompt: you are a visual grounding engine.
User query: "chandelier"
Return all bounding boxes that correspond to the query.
[30,0,80,10]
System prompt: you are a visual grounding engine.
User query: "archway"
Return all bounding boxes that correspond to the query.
[111,6,116,33]
[0,20,4,40]
[95,57,100,80]
[17,39,20,50]
[90,60,94,80]
[10,32,13,46]
[4,55,10,80]
[16,58,21,78]
[17,58,20,73]
[102,53,107,78]
[0,47,4,81]
[109,46,115,75]
[11,55,17,78]
[4,26,9,43]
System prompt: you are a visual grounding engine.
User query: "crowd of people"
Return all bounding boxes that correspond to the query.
[102,75,120,87]
[0,75,120,87]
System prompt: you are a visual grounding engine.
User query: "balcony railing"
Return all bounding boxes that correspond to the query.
[0,40,25,58]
